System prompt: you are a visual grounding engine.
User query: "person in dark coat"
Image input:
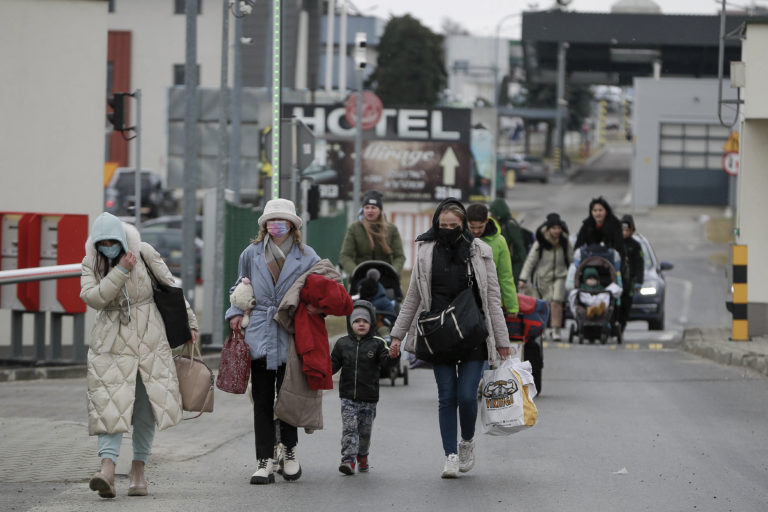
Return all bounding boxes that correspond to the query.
[489,198,528,281]
[574,197,625,261]
[618,214,645,332]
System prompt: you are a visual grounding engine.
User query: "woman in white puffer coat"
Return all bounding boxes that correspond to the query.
[80,213,198,499]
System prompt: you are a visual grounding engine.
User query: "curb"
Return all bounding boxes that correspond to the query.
[682,328,768,377]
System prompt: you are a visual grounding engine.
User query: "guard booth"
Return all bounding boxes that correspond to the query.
[0,212,88,364]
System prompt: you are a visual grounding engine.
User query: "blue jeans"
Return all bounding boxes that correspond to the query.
[432,360,485,456]
[98,372,155,464]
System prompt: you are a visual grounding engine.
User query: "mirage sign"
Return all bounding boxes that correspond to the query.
[283,104,477,201]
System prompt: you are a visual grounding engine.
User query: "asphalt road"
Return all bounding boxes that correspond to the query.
[5,346,766,512]
[3,142,765,511]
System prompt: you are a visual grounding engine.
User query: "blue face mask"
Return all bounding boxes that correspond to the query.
[267,220,290,239]
[98,243,122,260]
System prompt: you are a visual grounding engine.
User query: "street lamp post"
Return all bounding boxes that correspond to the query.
[493,13,519,106]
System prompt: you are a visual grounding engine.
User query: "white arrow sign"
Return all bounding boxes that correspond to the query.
[440,146,459,186]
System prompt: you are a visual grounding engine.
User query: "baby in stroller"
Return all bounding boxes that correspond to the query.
[566,245,623,344]
[356,268,396,317]
[568,267,622,319]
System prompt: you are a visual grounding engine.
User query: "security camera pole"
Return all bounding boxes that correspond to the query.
[353,32,367,210]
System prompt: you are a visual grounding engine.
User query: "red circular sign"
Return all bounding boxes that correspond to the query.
[345,91,383,130]
[722,151,739,176]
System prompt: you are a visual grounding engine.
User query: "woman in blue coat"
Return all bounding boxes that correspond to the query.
[226,199,320,485]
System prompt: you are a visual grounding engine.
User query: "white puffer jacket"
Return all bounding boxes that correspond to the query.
[80,222,198,435]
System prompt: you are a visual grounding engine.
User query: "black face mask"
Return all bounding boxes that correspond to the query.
[436,226,463,246]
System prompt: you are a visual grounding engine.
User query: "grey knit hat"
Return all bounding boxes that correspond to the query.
[350,306,372,324]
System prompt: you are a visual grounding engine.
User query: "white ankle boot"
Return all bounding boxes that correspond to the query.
[250,458,275,485]
[281,445,302,481]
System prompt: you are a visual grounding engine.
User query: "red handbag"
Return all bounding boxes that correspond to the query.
[216,329,251,394]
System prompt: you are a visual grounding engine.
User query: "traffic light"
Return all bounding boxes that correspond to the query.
[107,93,127,131]
[354,32,367,69]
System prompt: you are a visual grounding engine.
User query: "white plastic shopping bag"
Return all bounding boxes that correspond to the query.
[480,358,538,436]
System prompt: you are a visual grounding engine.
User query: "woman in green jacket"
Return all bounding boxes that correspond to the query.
[338,190,406,277]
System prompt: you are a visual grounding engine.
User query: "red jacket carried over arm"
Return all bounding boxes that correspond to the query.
[295,273,353,390]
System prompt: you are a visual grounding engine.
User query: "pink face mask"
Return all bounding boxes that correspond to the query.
[267,220,290,239]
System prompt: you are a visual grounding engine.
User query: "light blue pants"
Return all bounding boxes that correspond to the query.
[98,372,155,464]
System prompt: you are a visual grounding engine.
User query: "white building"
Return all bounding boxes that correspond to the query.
[444,35,521,106]
[734,21,768,336]
[0,0,107,218]
[107,0,224,179]
[631,78,738,209]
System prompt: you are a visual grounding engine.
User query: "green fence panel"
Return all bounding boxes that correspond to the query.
[306,209,348,266]
[223,203,262,340]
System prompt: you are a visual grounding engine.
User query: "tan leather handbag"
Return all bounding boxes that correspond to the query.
[174,343,214,419]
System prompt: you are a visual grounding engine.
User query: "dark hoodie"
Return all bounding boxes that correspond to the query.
[489,198,528,280]
[621,214,645,288]
[417,198,476,313]
[574,197,625,259]
[331,300,392,403]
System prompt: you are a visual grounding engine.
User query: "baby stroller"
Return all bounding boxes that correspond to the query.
[567,246,623,345]
[349,261,408,386]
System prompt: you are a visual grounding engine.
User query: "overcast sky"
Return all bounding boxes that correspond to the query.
[348,0,733,38]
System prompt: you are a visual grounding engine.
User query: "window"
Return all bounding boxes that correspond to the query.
[174,0,202,14]
[658,123,729,171]
[108,0,115,12]
[173,64,200,86]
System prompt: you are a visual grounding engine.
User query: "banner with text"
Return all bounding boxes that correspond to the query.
[283,104,479,201]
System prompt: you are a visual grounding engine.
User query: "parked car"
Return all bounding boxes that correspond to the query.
[139,227,202,283]
[629,232,674,330]
[104,168,167,219]
[498,154,552,185]
[142,215,203,239]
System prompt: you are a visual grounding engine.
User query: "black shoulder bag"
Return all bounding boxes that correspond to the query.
[415,260,489,363]
[140,253,192,348]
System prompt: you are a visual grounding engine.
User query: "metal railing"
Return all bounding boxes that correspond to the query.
[0,264,85,365]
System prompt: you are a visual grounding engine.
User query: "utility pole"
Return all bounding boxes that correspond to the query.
[229,1,243,204]
[182,0,198,305]
[133,90,142,229]
[353,32,367,210]
[213,0,230,348]
[554,41,569,173]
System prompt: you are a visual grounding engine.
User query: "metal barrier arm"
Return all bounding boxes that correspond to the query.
[0,264,82,285]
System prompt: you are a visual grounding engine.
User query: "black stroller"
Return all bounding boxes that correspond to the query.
[348,261,408,386]
[567,249,623,345]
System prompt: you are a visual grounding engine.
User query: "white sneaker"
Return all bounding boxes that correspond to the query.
[250,458,275,485]
[552,328,562,341]
[282,445,302,481]
[458,439,475,473]
[441,454,459,479]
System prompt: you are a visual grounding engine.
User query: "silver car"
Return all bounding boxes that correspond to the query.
[500,154,551,184]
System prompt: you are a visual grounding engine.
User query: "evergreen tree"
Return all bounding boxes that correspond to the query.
[365,15,448,107]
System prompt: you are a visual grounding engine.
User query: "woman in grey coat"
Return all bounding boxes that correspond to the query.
[388,198,510,479]
[225,199,320,485]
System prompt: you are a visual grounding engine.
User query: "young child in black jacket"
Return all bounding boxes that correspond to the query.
[331,299,394,475]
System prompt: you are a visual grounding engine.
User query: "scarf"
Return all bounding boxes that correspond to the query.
[361,217,392,255]
[264,234,294,284]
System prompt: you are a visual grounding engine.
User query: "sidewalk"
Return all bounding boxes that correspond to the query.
[682,327,768,377]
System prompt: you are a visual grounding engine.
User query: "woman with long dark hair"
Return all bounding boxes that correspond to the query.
[574,196,625,259]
